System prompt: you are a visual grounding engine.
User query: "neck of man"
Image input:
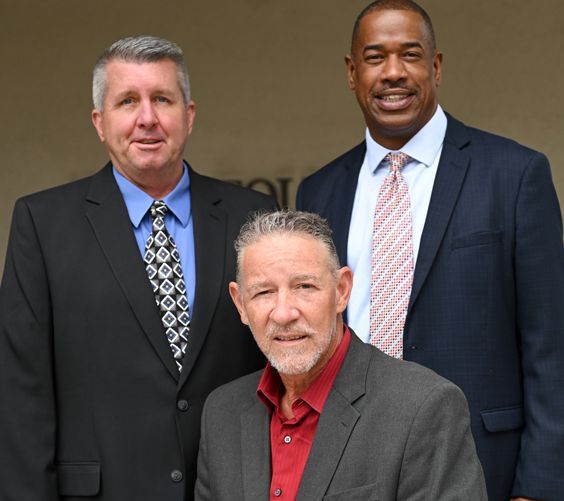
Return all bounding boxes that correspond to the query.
[114,161,184,200]
[278,318,344,419]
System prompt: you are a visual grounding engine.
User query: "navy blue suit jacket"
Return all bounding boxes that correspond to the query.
[296,114,564,501]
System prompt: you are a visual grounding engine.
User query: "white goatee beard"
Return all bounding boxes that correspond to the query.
[254,322,337,376]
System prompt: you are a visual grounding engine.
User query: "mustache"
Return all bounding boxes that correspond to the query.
[266,324,316,339]
[375,84,415,93]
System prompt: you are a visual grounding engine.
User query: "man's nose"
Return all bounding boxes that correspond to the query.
[381,55,407,82]
[269,291,300,326]
[137,100,158,128]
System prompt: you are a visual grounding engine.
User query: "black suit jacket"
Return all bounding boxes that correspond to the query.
[0,164,276,500]
[296,114,564,501]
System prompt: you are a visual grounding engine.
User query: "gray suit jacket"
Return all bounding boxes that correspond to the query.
[195,333,486,500]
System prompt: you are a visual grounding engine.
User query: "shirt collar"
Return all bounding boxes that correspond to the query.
[365,105,447,173]
[112,163,191,228]
[257,327,352,415]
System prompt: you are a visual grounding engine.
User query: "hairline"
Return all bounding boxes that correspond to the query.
[350,0,437,54]
[92,36,190,111]
[234,211,341,286]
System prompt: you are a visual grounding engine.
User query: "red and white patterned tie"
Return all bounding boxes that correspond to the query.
[369,152,413,359]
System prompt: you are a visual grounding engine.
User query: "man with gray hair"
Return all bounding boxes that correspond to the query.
[195,209,486,500]
[0,35,275,500]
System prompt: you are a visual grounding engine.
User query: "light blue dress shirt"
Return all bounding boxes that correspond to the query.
[113,165,196,315]
[347,106,448,343]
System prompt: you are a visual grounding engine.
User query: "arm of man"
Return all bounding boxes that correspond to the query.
[511,152,564,500]
[397,381,487,500]
[194,395,212,501]
[0,199,59,500]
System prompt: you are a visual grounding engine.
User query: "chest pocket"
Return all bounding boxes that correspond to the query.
[451,230,503,250]
[322,481,379,501]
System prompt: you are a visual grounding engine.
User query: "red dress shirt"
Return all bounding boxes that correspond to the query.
[257,327,352,500]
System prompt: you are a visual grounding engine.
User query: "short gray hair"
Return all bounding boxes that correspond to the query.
[234,210,341,283]
[92,35,190,111]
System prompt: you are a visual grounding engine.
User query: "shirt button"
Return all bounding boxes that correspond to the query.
[177,399,189,411]
[283,435,292,444]
[170,469,183,482]
[274,488,282,497]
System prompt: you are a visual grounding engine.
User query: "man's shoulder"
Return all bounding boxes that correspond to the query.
[14,167,104,212]
[204,369,264,411]
[356,341,466,406]
[189,167,277,210]
[300,142,366,188]
[446,113,545,162]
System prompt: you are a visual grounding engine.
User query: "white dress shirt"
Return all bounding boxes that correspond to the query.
[347,106,448,343]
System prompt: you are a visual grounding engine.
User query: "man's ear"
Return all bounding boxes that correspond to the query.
[185,100,196,135]
[345,54,356,91]
[335,266,353,314]
[229,281,249,325]
[91,109,105,142]
[433,51,443,87]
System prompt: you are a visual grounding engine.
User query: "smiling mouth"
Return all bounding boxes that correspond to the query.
[380,94,409,102]
[374,92,415,111]
[274,334,307,342]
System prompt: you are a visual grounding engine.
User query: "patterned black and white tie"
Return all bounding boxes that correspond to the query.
[144,201,190,372]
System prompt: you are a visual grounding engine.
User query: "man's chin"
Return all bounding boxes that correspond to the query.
[267,349,321,376]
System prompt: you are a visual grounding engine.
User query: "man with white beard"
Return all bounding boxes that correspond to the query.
[195,210,486,500]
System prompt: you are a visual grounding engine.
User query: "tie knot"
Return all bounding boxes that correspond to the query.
[384,152,411,173]
[150,200,169,218]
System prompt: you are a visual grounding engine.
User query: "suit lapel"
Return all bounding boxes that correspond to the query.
[326,143,366,266]
[297,334,368,500]
[85,165,179,380]
[409,116,471,312]
[241,400,271,500]
[178,169,226,389]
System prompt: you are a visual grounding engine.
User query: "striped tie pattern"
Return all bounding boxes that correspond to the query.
[369,152,413,359]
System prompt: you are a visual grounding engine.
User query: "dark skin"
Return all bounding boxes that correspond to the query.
[346,9,442,150]
[346,8,536,501]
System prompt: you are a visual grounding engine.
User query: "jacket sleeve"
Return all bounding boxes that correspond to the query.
[511,152,564,499]
[397,381,487,500]
[194,396,212,501]
[0,199,60,501]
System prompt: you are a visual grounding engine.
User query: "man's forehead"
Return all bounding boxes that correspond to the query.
[104,59,181,93]
[239,234,333,279]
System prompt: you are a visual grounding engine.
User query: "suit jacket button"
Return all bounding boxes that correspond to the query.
[177,399,189,411]
[170,469,183,482]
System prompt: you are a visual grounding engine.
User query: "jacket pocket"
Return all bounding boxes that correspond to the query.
[56,462,100,496]
[323,482,379,500]
[451,230,503,250]
[481,405,524,432]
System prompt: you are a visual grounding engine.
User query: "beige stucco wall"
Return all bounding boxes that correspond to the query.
[1,0,563,271]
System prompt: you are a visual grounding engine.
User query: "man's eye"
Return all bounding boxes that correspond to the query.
[121,97,134,105]
[156,96,170,103]
[297,283,313,290]
[366,54,384,62]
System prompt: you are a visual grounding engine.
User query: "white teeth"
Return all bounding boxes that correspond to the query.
[381,95,407,102]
